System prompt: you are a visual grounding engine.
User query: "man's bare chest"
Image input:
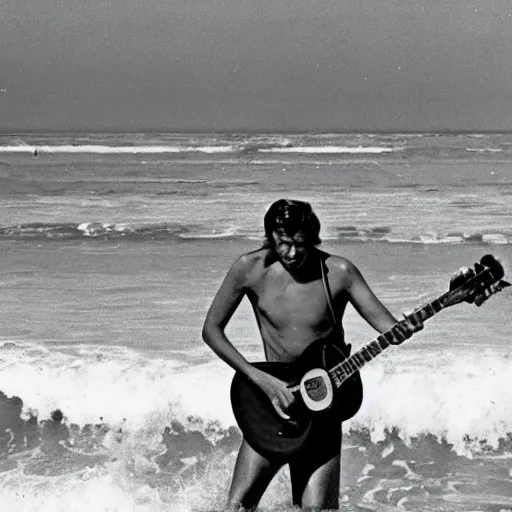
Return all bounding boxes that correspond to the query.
[251,271,332,329]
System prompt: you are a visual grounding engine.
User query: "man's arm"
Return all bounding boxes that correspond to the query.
[202,255,295,418]
[343,260,423,339]
[202,255,257,379]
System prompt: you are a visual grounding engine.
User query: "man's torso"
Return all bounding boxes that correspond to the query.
[242,248,351,361]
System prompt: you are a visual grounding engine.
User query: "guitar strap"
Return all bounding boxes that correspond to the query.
[320,257,337,327]
[320,256,349,360]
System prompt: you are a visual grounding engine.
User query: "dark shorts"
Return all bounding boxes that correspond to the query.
[290,406,343,468]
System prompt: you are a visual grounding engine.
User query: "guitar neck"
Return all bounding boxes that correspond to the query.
[329,292,450,389]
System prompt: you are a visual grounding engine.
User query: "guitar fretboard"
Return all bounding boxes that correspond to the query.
[328,296,447,388]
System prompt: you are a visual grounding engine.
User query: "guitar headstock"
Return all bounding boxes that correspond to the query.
[445,254,510,308]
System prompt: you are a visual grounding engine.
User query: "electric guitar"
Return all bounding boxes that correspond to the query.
[230,254,510,460]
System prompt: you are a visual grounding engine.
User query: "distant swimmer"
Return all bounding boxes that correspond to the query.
[33,149,38,157]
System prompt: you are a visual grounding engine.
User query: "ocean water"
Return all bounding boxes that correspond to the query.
[0,132,511,511]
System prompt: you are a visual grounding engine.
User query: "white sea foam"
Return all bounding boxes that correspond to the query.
[3,220,512,244]
[0,145,234,154]
[0,342,511,512]
[258,146,397,154]
[1,342,511,451]
[0,472,175,512]
[466,147,503,153]
[348,348,512,454]
[77,222,126,236]
[482,233,510,245]
[0,343,233,430]
[177,225,239,240]
[0,143,397,155]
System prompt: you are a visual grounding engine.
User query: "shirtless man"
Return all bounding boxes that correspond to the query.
[202,199,423,510]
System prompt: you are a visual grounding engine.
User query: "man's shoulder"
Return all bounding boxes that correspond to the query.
[224,247,271,288]
[319,250,357,286]
[231,247,271,274]
[320,250,355,274]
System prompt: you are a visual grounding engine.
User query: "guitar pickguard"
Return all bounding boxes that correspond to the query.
[300,368,334,411]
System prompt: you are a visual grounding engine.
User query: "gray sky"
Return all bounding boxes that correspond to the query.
[1,0,512,132]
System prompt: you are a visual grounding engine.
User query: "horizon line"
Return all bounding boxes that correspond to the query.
[2,128,512,136]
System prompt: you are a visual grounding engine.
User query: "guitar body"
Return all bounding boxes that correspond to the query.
[230,339,363,460]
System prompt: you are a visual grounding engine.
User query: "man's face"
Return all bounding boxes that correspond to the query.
[272,230,311,270]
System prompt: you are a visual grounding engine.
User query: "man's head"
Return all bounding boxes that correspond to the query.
[264,199,321,270]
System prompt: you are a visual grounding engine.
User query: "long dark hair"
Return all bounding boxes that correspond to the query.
[263,199,321,247]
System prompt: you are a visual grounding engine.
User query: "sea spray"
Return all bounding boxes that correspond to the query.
[2,342,511,455]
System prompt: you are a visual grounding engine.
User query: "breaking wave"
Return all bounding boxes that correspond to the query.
[0,340,511,511]
[1,222,511,245]
[0,144,400,155]
[0,222,241,242]
[1,340,511,455]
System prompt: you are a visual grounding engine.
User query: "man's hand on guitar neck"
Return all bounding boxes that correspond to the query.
[390,311,424,344]
[247,368,295,420]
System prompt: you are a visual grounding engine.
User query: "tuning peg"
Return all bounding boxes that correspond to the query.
[490,280,511,293]
[479,254,505,280]
[473,279,511,306]
[449,266,475,291]
[474,286,494,306]
[480,254,498,267]
[474,262,484,274]
[474,294,489,307]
